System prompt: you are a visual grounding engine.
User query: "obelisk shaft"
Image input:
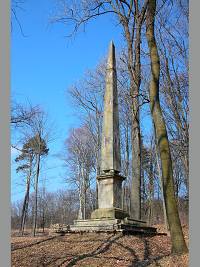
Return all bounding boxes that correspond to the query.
[101,41,121,174]
[91,42,126,219]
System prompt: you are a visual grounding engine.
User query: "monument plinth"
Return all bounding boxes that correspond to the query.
[91,172,127,219]
[91,173,128,219]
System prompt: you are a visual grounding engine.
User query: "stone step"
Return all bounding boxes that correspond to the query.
[120,224,157,234]
[69,219,157,234]
[73,218,121,227]
[49,219,157,235]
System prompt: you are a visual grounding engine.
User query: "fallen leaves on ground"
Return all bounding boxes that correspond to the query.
[11,225,188,267]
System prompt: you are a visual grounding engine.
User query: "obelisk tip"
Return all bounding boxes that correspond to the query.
[110,40,114,46]
[108,41,115,69]
[109,40,115,51]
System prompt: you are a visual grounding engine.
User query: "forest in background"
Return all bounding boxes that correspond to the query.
[11,0,189,256]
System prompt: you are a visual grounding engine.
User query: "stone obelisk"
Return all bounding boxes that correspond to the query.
[67,42,156,234]
[47,40,157,235]
[91,41,127,220]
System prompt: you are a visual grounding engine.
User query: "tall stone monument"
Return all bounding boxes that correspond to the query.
[67,42,156,234]
[91,41,127,220]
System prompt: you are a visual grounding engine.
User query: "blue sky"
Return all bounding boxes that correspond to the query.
[11,0,125,202]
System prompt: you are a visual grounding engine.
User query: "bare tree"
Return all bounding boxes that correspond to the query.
[29,113,50,236]
[11,200,23,230]
[11,101,41,127]
[145,0,188,254]
[64,126,96,219]
[154,0,189,219]
[11,189,80,231]
[69,63,105,176]
[12,103,52,236]
[11,0,27,36]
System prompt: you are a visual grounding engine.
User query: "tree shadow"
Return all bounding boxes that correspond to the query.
[12,233,171,267]
[51,234,169,267]
[55,233,123,267]
[56,234,109,244]
[129,237,170,267]
[11,235,59,251]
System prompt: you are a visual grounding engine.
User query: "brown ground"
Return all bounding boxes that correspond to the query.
[11,225,189,267]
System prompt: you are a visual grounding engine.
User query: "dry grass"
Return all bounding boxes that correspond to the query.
[11,225,188,267]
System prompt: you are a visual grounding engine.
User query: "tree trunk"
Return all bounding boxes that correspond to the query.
[96,111,101,209]
[32,153,40,236]
[20,156,32,235]
[123,121,130,212]
[42,208,45,233]
[146,0,188,254]
[21,188,30,235]
[20,179,30,235]
[155,143,169,231]
[124,24,142,220]
[83,188,86,220]
[78,183,83,219]
[130,127,141,220]
[148,143,154,226]
[183,153,189,200]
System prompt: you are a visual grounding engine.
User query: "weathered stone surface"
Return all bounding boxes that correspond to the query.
[97,173,125,209]
[70,218,120,231]
[123,217,147,226]
[89,42,126,222]
[50,218,156,234]
[96,41,125,214]
[100,41,121,173]
[69,218,157,234]
[91,208,129,219]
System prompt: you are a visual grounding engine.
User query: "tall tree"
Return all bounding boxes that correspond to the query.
[14,131,49,236]
[155,0,189,200]
[30,134,49,236]
[15,139,35,235]
[145,0,188,254]
[27,109,50,236]
[64,126,96,219]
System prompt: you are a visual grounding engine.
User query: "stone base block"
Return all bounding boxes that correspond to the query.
[69,218,157,234]
[49,218,156,235]
[91,208,129,219]
[123,217,147,227]
[70,218,121,231]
